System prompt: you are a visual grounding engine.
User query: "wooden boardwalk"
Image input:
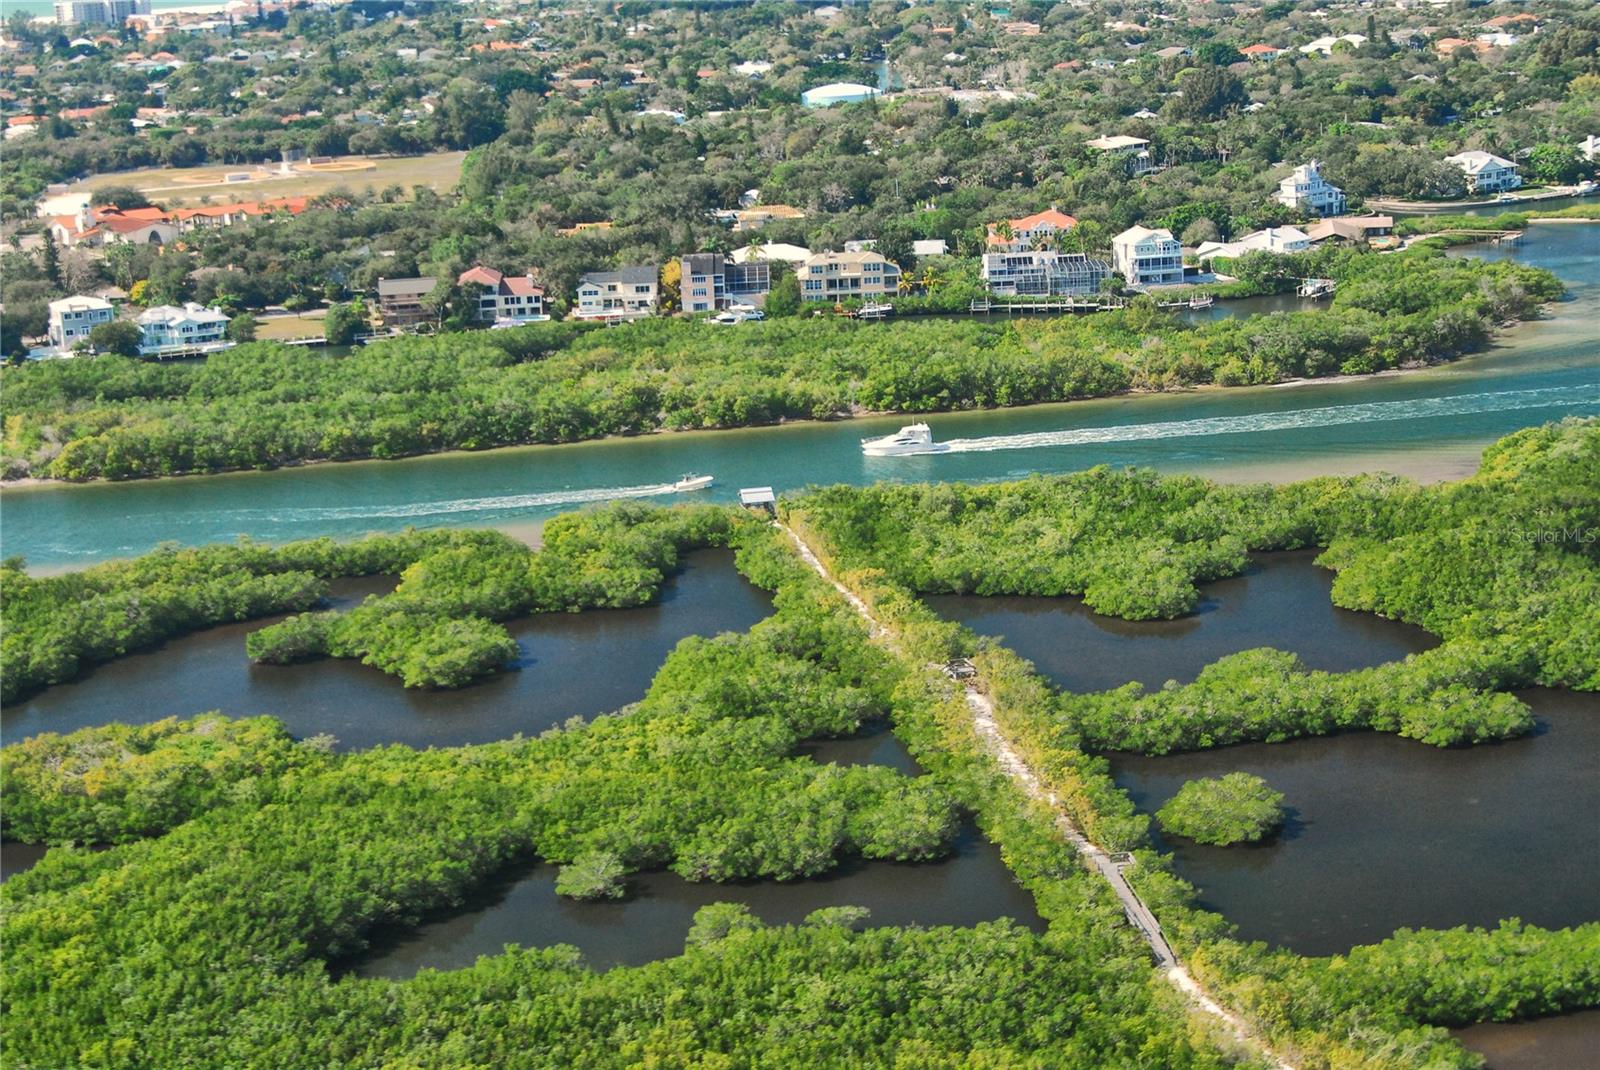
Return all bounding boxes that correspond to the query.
[777,520,1298,1070]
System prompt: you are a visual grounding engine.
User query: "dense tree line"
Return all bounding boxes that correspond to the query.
[0,250,1560,482]
[0,529,487,704]
[247,503,739,688]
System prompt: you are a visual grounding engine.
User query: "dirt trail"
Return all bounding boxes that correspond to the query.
[778,520,1297,1070]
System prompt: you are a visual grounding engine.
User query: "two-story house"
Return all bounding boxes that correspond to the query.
[375,277,437,327]
[985,208,1079,252]
[1086,134,1158,176]
[1111,226,1183,286]
[799,251,901,302]
[1445,151,1522,195]
[981,251,1111,297]
[47,295,116,350]
[1276,160,1347,216]
[458,265,546,323]
[136,302,230,355]
[575,267,659,320]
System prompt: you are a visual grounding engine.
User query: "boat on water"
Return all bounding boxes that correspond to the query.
[1297,277,1336,299]
[669,473,715,492]
[854,302,894,320]
[861,423,950,457]
[1188,294,1215,310]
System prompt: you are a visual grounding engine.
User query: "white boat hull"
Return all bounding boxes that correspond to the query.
[669,476,715,492]
[861,442,951,457]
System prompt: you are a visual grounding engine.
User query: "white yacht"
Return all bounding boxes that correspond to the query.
[670,473,715,492]
[860,423,949,457]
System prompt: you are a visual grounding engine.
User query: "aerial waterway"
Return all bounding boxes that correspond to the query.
[2,222,1596,570]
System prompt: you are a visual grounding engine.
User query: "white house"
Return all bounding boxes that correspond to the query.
[458,265,546,323]
[801,82,878,108]
[574,266,658,320]
[1276,160,1347,216]
[47,295,115,350]
[1111,226,1183,286]
[1195,226,1312,261]
[137,302,230,355]
[981,251,1111,297]
[1445,150,1522,195]
[1579,134,1600,163]
[1087,134,1157,176]
[1299,34,1367,56]
[799,251,901,302]
[731,242,812,265]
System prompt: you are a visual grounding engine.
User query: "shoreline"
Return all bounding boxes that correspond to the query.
[0,345,1508,492]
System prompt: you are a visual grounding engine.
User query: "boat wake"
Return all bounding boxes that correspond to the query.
[940,386,1600,455]
[230,483,683,523]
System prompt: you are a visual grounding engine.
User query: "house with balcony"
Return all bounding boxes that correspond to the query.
[985,208,1079,252]
[575,267,658,320]
[375,276,437,327]
[1276,160,1346,217]
[1086,134,1158,176]
[1445,150,1522,194]
[679,253,772,313]
[458,265,546,323]
[981,251,1111,297]
[47,295,115,350]
[799,251,901,302]
[1111,226,1183,286]
[136,302,230,355]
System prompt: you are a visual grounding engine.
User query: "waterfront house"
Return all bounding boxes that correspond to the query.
[1194,226,1311,261]
[457,265,546,323]
[1445,151,1522,195]
[1111,226,1183,286]
[1305,215,1395,244]
[981,251,1111,296]
[136,302,229,355]
[680,253,772,313]
[1276,160,1347,217]
[376,277,437,327]
[799,251,901,302]
[985,208,1079,252]
[575,267,659,320]
[47,295,115,350]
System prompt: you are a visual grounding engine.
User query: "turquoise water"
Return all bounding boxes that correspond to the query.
[1,224,1595,569]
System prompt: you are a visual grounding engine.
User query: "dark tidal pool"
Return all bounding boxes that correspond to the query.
[2,549,773,750]
[1112,689,1600,956]
[348,822,1041,978]
[1452,1011,1600,1070]
[923,550,1438,694]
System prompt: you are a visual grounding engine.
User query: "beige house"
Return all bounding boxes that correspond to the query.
[799,251,901,302]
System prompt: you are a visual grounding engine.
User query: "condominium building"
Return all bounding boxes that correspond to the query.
[47,295,115,350]
[1111,226,1183,286]
[457,265,546,323]
[53,0,148,26]
[799,251,901,302]
[981,251,1111,297]
[137,302,230,354]
[1445,151,1522,194]
[575,267,659,320]
[1276,160,1347,217]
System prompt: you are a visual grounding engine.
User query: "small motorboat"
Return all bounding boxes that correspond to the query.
[861,423,949,457]
[1188,294,1215,310]
[854,302,894,320]
[669,473,714,492]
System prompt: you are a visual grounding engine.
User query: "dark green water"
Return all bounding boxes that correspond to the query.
[1112,689,1600,957]
[924,550,1438,694]
[1,550,772,751]
[1453,1011,1600,1070]
[3,224,1595,570]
